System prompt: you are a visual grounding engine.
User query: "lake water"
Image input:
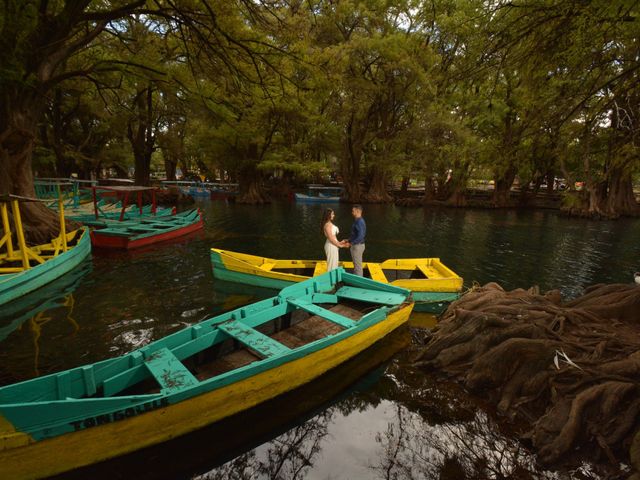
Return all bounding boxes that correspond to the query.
[2,201,639,479]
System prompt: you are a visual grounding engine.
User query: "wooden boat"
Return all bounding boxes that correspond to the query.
[210,248,463,313]
[72,203,175,228]
[0,194,91,307]
[0,268,413,479]
[90,209,203,249]
[294,185,343,203]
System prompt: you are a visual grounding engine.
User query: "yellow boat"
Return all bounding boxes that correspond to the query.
[210,248,463,313]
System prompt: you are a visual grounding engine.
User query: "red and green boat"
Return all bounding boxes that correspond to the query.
[86,186,203,249]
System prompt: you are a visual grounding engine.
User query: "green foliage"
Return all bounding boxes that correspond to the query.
[4,0,639,207]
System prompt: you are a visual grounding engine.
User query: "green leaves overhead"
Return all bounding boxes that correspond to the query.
[3,0,638,212]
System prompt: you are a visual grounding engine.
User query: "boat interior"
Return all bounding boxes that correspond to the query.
[269,263,432,281]
[0,281,408,406]
[116,294,382,397]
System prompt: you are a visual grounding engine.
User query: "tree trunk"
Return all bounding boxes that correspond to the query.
[164,157,177,181]
[493,166,517,207]
[605,168,640,216]
[236,164,270,204]
[0,95,64,242]
[236,143,269,204]
[341,114,363,203]
[128,85,155,186]
[363,165,393,203]
[400,176,409,194]
[582,168,640,218]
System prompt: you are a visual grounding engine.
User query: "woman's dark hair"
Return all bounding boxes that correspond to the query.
[321,208,334,234]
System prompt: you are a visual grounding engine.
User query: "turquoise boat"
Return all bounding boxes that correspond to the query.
[0,194,92,307]
[66,202,175,227]
[0,268,412,479]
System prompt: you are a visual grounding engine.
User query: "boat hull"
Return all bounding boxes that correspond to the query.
[0,228,91,306]
[294,193,340,203]
[0,303,411,479]
[90,212,203,250]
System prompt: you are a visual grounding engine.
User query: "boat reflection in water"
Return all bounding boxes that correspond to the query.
[0,258,92,345]
[56,327,411,480]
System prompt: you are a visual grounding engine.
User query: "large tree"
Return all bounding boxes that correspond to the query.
[0,1,147,241]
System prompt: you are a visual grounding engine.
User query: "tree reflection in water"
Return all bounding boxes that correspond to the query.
[366,349,607,480]
[371,405,553,480]
[195,411,333,480]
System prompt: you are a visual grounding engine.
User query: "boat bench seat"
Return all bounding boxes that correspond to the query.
[218,320,291,358]
[417,265,441,279]
[145,347,199,393]
[95,228,133,236]
[287,298,355,329]
[366,263,388,283]
[313,262,327,276]
[335,286,406,306]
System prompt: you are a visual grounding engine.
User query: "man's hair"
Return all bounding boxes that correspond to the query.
[352,204,363,211]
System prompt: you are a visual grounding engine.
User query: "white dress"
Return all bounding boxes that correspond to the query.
[324,224,340,271]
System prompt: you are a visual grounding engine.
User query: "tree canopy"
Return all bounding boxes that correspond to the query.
[1,0,639,236]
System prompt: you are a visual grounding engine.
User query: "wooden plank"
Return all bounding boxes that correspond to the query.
[145,347,199,393]
[261,262,275,271]
[417,265,439,278]
[287,298,355,329]
[313,262,327,276]
[366,263,388,283]
[311,293,338,304]
[217,321,291,358]
[102,365,147,397]
[171,330,225,361]
[335,286,406,306]
[82,366,97,397]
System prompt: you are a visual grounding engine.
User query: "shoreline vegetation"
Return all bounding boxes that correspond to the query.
[413,282,640,478]
[3,3,640,242]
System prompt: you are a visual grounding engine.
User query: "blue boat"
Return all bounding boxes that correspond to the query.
[295,185,343,203]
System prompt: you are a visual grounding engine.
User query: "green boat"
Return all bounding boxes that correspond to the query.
[0,194,92,307]
[0,268,413,479]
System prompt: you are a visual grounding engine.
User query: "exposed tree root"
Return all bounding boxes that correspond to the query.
[414,282,640,473]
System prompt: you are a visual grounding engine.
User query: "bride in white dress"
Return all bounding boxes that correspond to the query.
[322,208,347,271]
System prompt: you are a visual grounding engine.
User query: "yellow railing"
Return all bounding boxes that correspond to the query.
[0,193,69,274]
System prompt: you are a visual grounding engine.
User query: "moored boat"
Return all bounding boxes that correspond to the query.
[294,185,343,203]
[84,185,203,249]
[210,248,463,313]
[0,268,413,479]
[90,208,203,249]
[0,194,91,307]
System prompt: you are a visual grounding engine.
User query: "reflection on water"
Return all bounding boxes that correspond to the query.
[3,202,639,479]
[0,258,91,344]
[373,406,545,479]
[197,412,332,480]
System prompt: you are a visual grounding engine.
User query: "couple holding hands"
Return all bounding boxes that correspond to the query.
[321,205,366,276]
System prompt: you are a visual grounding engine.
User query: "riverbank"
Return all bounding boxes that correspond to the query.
[414,282,640,478]
[394,187,563,210]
